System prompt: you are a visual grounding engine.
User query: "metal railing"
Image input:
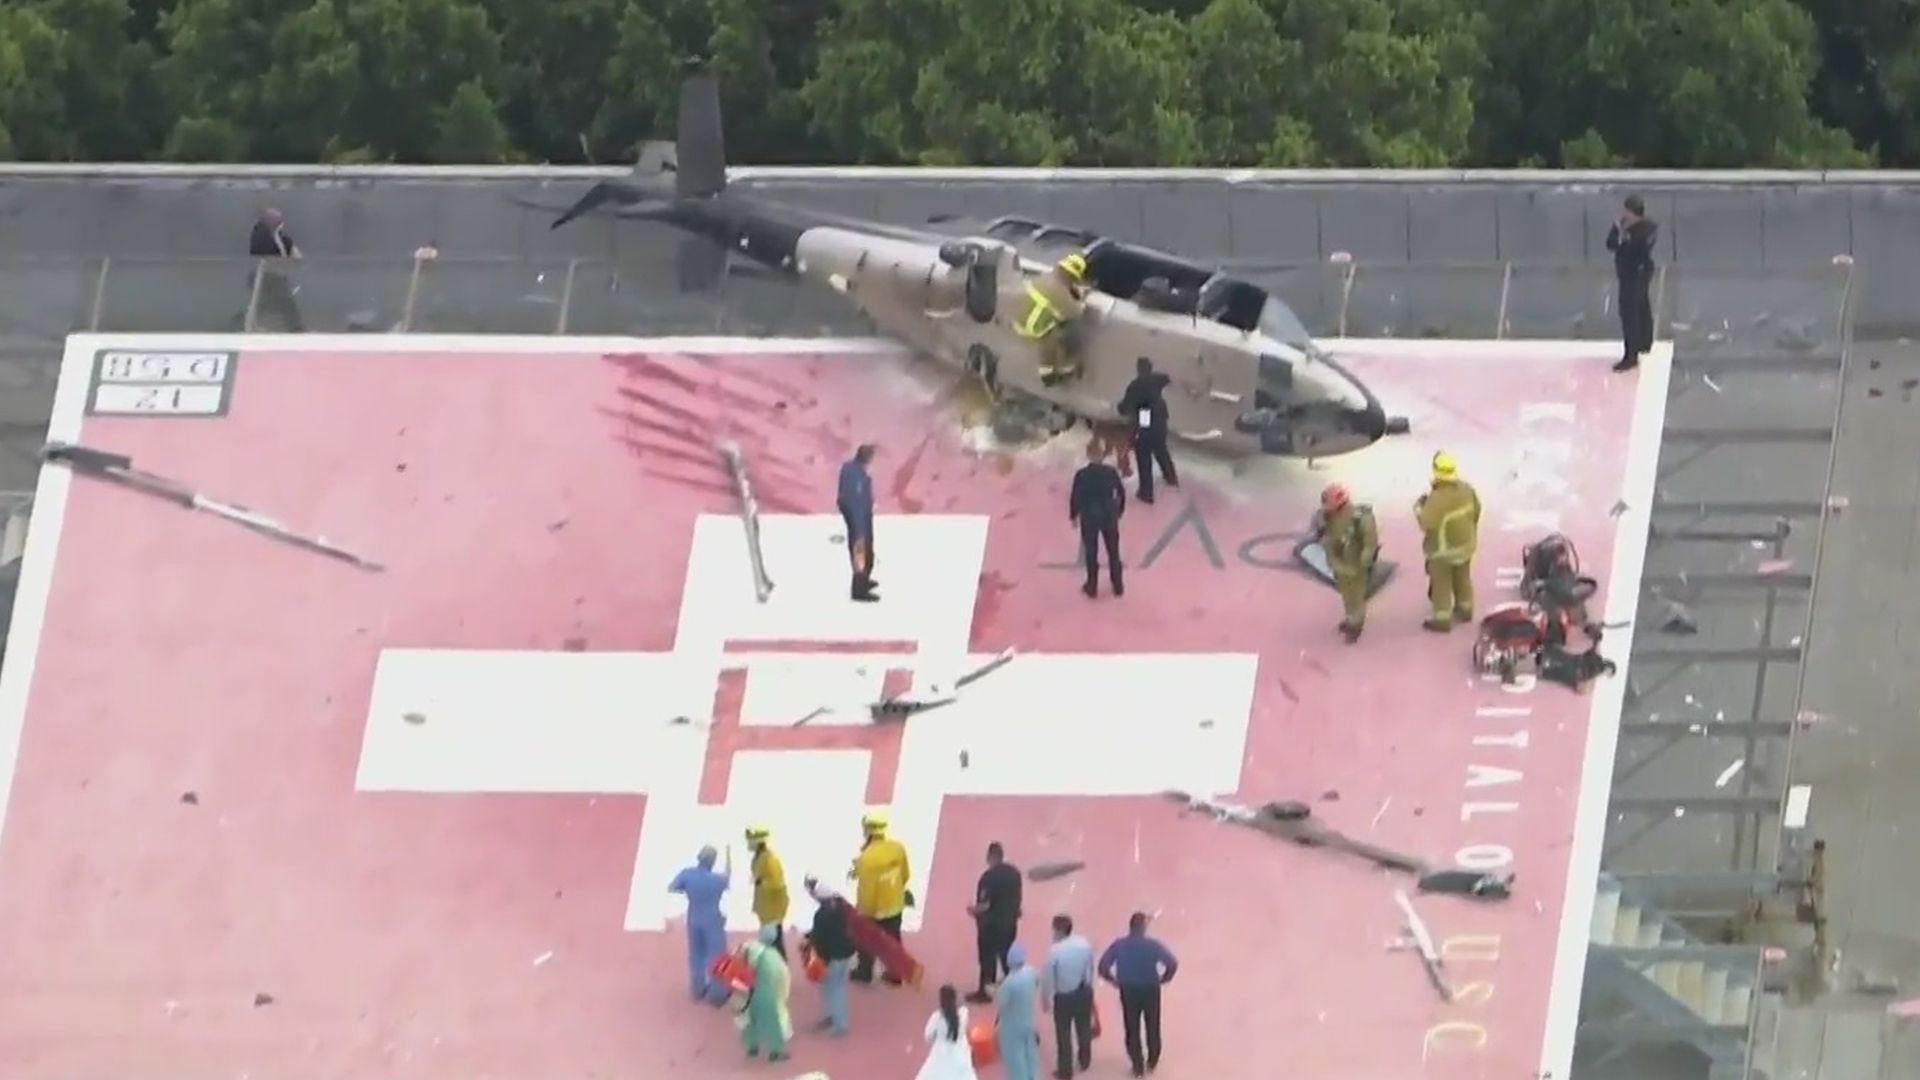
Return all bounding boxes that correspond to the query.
[0,252,1857,346]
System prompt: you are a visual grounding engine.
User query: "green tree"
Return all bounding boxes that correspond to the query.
[0,5,69,160]
[1474,0,1864,166]
[159,0,361,161]
[1271,0,1484,167]
[338,0,509,160]
[29,0,166,159]
[433,79,511,163]
[1185,0,1316,164]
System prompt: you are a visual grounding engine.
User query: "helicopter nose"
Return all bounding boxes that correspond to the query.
[1351,398,1409,440]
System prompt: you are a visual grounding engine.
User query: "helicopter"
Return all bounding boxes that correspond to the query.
[536,73,1410,459]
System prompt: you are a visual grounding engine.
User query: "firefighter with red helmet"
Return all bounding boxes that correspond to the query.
[1312,483,1380,643]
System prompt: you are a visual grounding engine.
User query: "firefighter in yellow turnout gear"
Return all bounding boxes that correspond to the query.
[1415,451,1482,632]
[746,824,790,958]
[848,810,911,985]
[1312,483,1380,643]
[1015,252,1091,386]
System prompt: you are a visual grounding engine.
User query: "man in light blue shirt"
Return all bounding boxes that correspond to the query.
[1041,914,1096,1078]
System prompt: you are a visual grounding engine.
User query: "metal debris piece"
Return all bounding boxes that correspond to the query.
[958,750,970,768]
[1608,500,1629,518]
[253,992,275,1007]
[1394,890,1454,1003]
[715,441,775,603]
[1162,791,1513,901]
[1655,595,1699,635]
[1027,860,1086,882]
[870,648,1017,721]
[402,711,427,725]
[42,441,385,571]
[180,791,199,805]
[561,637,589,652]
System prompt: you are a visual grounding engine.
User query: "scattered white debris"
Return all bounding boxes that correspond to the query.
[1714,760,1745,788]
[1370,798,1392,830]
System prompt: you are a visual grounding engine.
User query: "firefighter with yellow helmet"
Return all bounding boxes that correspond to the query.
[1015,251,1092,386]
[744,823,790,958]
[848,809,911,985]
[1415,450,1482,632]
[1312,482,1380,643]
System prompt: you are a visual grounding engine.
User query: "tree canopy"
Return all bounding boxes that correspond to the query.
[0,0,1911,168]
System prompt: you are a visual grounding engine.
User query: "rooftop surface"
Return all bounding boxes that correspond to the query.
[0,333,1668,1079]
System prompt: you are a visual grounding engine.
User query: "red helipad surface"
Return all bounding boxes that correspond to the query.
[0,334,1670,1080]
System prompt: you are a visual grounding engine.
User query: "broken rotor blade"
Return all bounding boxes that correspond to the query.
[42,441,385,571]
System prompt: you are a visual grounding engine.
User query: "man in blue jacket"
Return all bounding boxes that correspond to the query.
[838,444,880,603]
[1097,911,1178,1077]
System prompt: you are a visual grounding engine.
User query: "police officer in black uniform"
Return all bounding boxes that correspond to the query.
[1069,442,1127,599]
[966,841,1023,1003]
[1606,194,1659,373]
[1117,358,1178,503]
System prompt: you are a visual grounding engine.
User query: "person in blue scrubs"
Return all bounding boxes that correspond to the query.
[996,942,1042,1080]
[668,844,731,1000]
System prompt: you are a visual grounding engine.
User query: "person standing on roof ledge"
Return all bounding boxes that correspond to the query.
[1312,483,1379,644]
[1607,194,1659,373]
[838,444,879,603]
[1017,252,1091,387]
[746,824,789,959]
[1117,358,1178,504]
[1416,451,1482,633]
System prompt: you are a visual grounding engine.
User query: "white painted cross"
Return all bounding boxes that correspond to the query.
[356,514,1259,933]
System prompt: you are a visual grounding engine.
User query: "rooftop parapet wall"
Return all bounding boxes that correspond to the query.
[0,166,1907,328]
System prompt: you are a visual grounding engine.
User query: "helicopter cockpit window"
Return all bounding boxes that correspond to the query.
[1195,276,1269,332]
[1256,295,1317,354]
[984,217,1043,242]
[1253,354,1293,411]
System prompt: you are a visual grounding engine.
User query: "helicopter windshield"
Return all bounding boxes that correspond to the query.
[1257,295,1317,356]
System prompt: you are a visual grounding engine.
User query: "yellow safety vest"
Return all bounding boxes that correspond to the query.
[1016,283,1062,339]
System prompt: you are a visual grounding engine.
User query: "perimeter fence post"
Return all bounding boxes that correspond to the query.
[557,259,579,335]
[87,256,111,331]
[1335,257,1357,338]
[1652,263,1671,340]
[400,254,425,332]
[1496,261,1512,339]
[243,259,265,332]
